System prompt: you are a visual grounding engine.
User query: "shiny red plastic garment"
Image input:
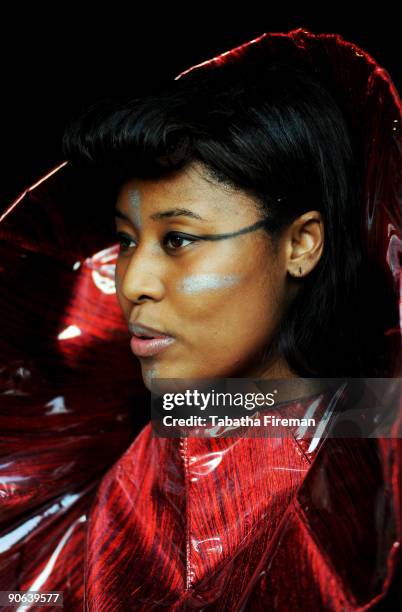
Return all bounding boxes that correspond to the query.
[0,29,401,610]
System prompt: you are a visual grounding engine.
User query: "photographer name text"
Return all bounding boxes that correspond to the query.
[162,415,316,427]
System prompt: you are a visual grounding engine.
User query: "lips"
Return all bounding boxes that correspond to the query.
[128,322,175,357]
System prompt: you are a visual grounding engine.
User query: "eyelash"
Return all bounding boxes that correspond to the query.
[114,231,198,254]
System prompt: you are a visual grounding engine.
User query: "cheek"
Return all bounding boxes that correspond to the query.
[173,240,282,340]
[175,268,281,351]
[114,266,130,317]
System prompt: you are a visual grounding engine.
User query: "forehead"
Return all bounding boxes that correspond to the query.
[115,163,259,222]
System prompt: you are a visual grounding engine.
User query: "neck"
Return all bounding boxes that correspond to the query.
[236,354,330,404]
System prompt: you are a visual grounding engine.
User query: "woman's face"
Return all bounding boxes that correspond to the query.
[114,162,297,389]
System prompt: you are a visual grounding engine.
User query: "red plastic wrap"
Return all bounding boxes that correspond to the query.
[0,28,401,610]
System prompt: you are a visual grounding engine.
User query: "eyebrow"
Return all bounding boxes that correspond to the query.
[114,207,205,222]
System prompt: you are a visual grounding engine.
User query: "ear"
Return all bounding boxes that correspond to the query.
[285,211,324,278]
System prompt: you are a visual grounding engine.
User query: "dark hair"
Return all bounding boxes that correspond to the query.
[62,58,397,377]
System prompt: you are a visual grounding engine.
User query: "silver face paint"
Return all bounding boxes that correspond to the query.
[143,366,159,388]
[150,241,162,254]
[128,190,142,230]
[177,273,243,294]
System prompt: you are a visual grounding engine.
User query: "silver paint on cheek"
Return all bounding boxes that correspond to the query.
[128,190,142,230]
[177,273,243,294]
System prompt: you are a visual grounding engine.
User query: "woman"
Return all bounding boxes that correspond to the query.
[0,29,400,610]
[62,55,397,383]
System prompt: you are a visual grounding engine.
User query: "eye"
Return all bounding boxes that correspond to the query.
[114,231,198,255]
[163,231,197,251]
[115,231,136,253]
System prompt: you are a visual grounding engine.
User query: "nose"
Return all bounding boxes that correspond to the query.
[116,244,165,304]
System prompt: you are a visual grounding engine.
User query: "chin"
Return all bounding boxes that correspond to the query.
[140,363,160,390]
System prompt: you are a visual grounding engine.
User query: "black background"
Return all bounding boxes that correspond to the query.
[2,9,401,208]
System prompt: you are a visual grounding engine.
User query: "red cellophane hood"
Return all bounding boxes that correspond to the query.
[0,28,401,610]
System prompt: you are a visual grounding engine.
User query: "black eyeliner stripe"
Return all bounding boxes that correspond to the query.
[196,218,272,241]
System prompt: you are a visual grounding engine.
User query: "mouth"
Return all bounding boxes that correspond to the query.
[129,322,175,357]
